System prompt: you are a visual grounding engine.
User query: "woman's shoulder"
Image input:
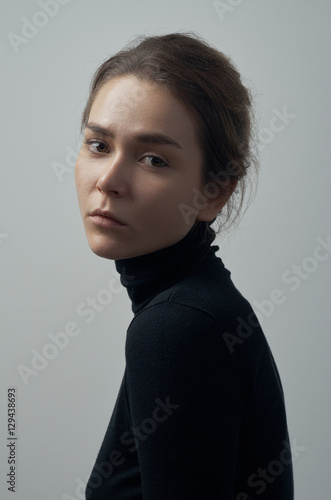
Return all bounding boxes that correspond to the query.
[126,253,259,350]
[144,254,252,325]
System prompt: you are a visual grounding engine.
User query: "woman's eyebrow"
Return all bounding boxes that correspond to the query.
[85,122,183,149]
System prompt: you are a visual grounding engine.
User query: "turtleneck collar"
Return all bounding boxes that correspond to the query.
[115,222,219,315]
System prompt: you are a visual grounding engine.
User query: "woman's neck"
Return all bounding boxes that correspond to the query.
[115,222,218,314]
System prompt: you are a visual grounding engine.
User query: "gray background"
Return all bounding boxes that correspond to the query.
[1,0,330,498]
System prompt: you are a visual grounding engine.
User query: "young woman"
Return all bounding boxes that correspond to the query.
[75,33,294,499]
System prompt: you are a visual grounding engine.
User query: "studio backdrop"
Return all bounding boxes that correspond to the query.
[1,0,330,499]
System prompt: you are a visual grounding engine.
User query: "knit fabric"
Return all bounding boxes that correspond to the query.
[85,222,294,499]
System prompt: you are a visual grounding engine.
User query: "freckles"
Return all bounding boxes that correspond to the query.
[76,165,94,186]
[74,169,85,188]
[74,171,85,190]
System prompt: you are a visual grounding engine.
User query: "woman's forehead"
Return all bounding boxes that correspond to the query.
[88,76,200,147]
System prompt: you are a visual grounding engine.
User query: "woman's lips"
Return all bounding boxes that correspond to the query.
[89,213,125,228]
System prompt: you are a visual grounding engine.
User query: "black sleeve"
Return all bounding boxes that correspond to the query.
[125,301,244,499]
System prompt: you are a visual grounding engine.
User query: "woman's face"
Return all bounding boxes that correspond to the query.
[75,75,213,260]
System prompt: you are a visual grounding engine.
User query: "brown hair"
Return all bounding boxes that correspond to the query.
[80,32,258,233]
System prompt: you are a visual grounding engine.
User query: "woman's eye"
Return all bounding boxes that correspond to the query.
[142,155,168,168]
[83,142,168,167]
[84,140,109,154]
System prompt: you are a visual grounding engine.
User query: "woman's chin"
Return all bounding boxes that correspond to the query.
[86,236,124,260]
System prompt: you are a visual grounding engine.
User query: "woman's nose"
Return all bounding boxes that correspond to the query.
[96,153,128,196]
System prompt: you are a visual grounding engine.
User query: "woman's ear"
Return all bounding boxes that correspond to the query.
[196,179,238,222]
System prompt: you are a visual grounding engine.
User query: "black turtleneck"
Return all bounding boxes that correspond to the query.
[85,222,294,500]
